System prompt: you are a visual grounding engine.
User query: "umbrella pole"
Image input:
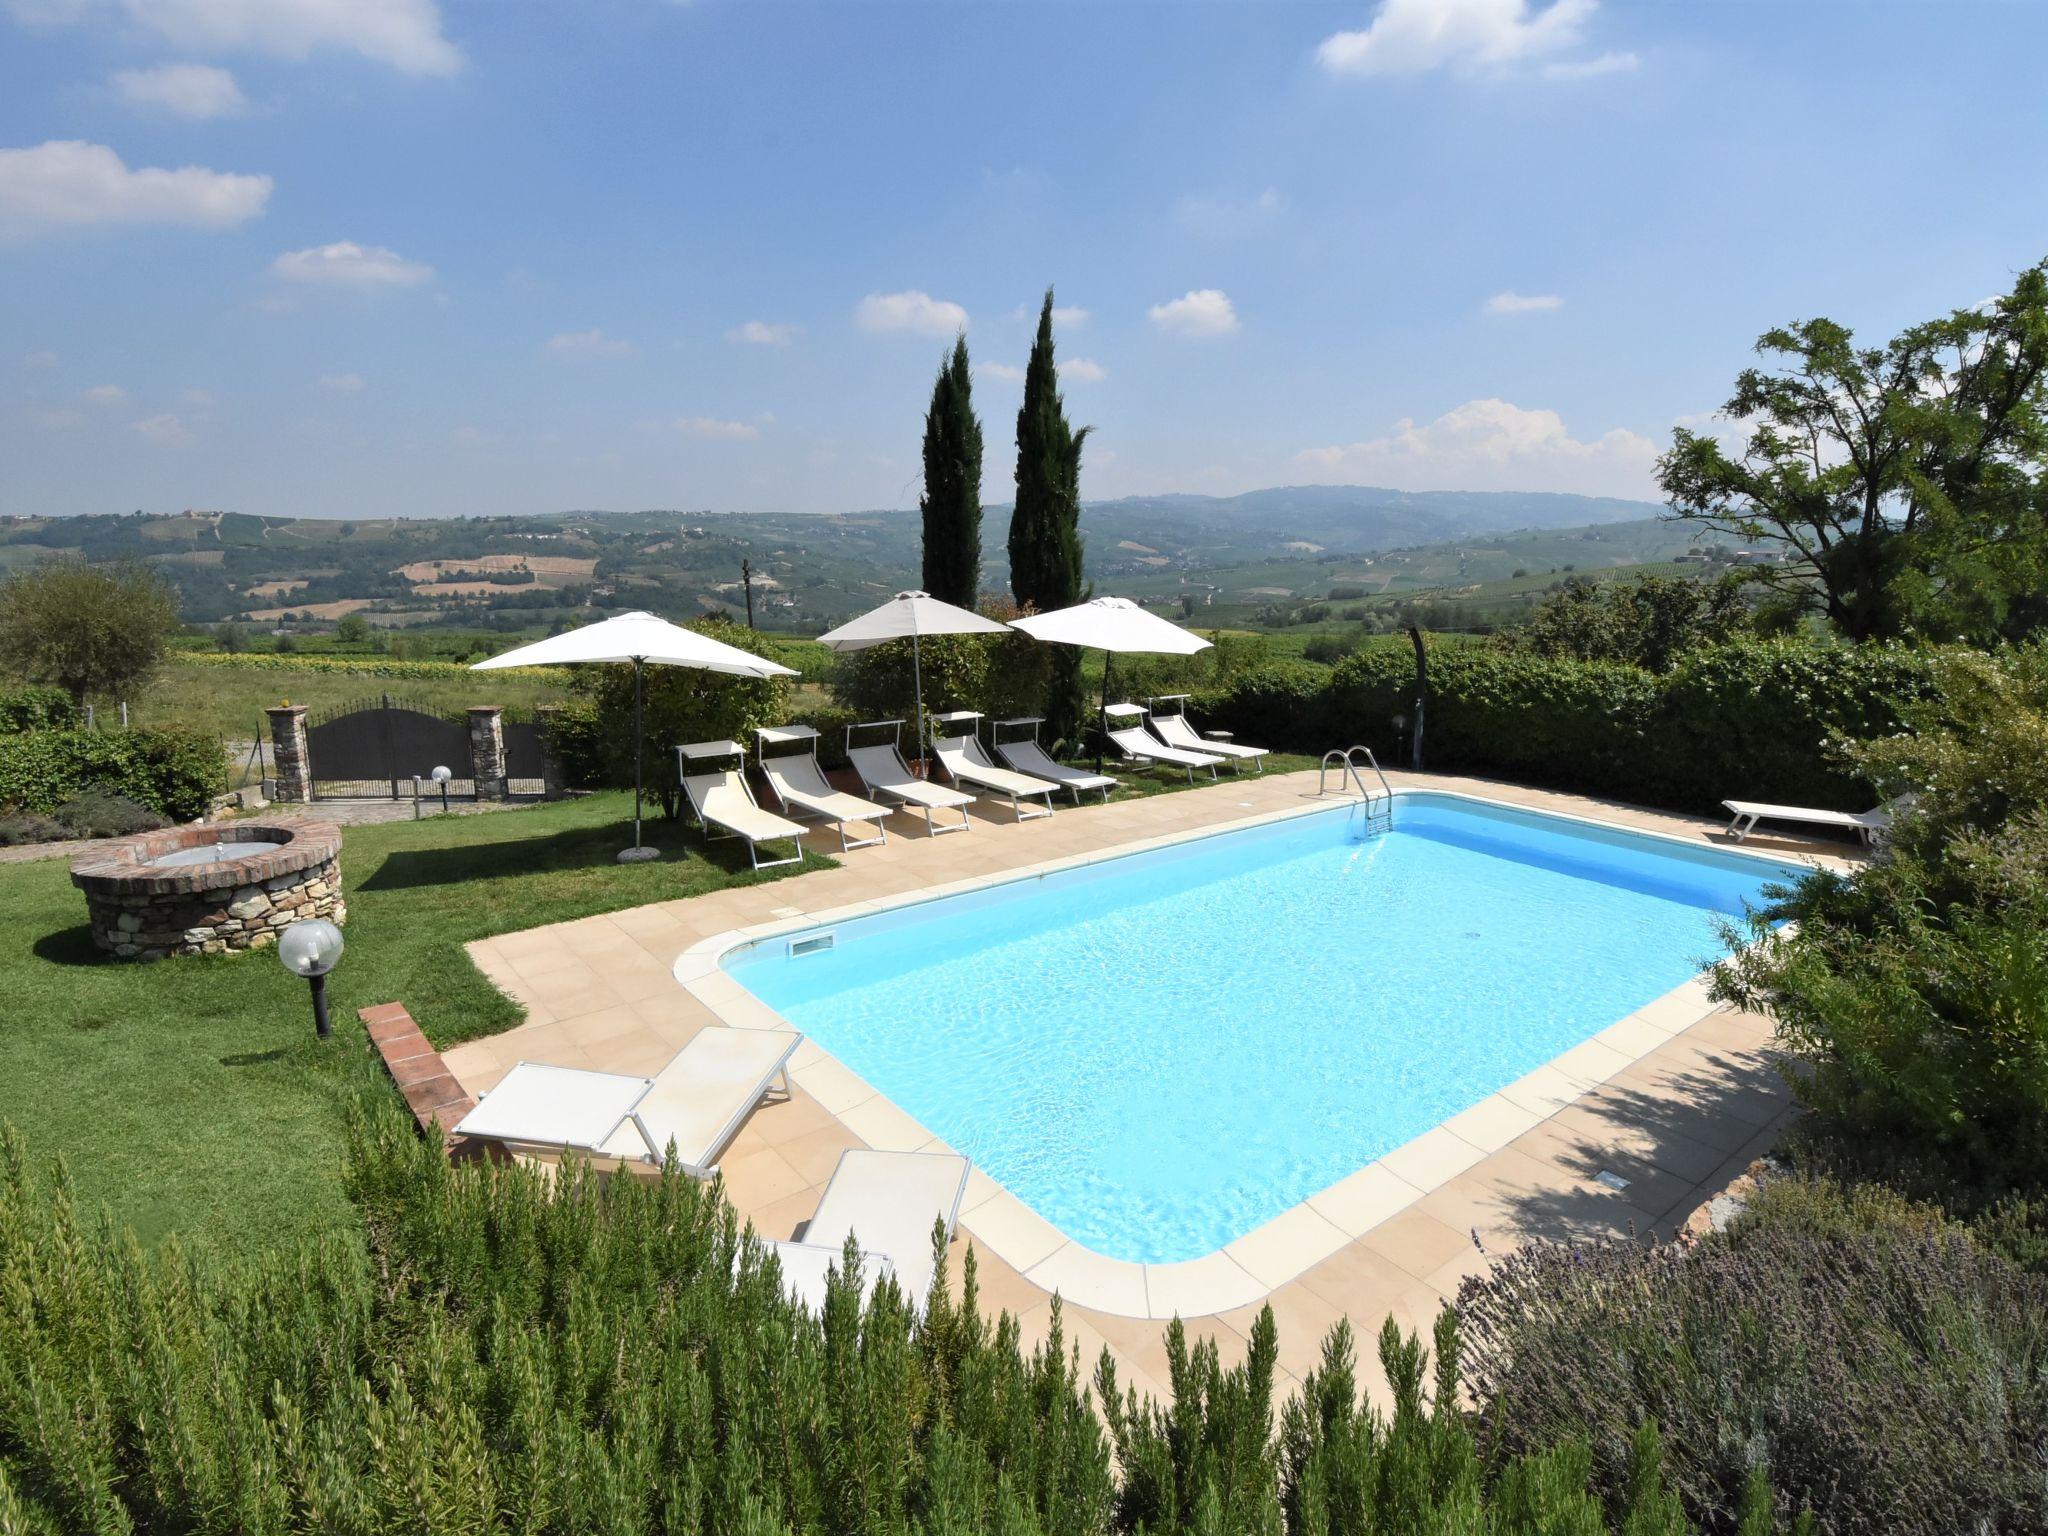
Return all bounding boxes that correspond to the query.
[1097,650,1111,771]
[911,630,926,776]
[619,656,658,862]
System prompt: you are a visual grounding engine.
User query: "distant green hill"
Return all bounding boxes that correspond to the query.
[0,486,1697,638]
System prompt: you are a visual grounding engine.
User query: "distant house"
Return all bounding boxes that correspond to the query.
[1732,549,1783,566]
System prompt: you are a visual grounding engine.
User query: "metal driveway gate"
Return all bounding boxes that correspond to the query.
[302,694,475,799]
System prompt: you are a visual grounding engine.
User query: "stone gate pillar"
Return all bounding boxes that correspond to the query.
[268,704,311,803]
[468,706,506,800]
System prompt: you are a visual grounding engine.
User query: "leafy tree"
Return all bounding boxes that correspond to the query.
[334,611,371,645]
[1503,573,1752,670]
[920,333,984,607]
[1659,258,2048,643]
[212,622,247,654]
[1009,289,1091,744]
[0,559,179,705]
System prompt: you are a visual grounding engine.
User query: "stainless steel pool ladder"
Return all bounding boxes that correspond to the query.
[1320,746,1394,833]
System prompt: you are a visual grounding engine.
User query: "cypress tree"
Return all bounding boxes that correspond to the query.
[1008,289,1091,744]
[919,334,984,607]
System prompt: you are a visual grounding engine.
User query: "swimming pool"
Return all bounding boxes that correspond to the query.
[723,793,1803,1265]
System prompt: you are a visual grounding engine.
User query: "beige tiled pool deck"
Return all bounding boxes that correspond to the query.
[444,768,1845,1405]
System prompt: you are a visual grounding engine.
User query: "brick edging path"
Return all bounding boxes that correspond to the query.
[360,1002,476,1147]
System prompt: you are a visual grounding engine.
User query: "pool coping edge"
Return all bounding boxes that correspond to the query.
[673,786,1807,1320]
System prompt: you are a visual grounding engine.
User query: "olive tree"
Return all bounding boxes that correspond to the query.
[0,559,180,705]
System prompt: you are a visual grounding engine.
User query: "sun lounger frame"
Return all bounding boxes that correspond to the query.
[929,710,1056,821]
[754,724,887,852]
[1146,694,1267,773]
[844,719,974,837]
[1103,702,1222,783]
[993,717,1118,804]
[677,740,808,871]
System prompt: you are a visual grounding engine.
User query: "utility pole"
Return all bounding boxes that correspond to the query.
[740,558,756,629]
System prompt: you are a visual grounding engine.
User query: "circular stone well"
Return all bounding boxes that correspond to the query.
[69,821,345,961]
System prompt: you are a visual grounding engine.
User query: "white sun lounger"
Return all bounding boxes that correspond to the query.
[1148,696,1267,773]
[845,721,974,836]
[993,717,1118,804]
[678,741,809,871]
[1104,703,1223,782]
[453,1025,800,1177]
[766,1149,971,1314]
[930,711,1056,821]
[1722,797,1900,846]
[754,725,888,852]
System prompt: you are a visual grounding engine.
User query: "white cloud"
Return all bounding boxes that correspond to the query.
[1292,397,1659,499]
[1176,187,1285,231]
[271,240,431,288]
[976,361,1024,383]
[726,319,799,346]
[132,412,192,446]
[319,371,365,391]
[1010,304,1089,327]
[112,62,246,118]
[1484,290,1563,315]
[856,289,968,337]
[0,140,270,235]
[1065,357,1107,382]
[1317,0,1620,80]
[1148,289,1239,337]
[81,383,125,403]
[673,416,759,440]
[543,328,633,361]
[180,387,215,407]
[1542,50,1638,79]
[9,0,462,76]
[22,349,58,369]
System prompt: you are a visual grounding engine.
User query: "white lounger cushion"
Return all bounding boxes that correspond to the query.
[598,1025,799,1170]
[797,1149,971,1310]
[762,755,888,823]
[762,1238,893,1313]
[847,745,976,809]
[1723,799,1879,830]
[685,768,808,843]
[454,1026,798,1174]
[1152,713,1267,761]
[997,738,1118,794]
[1109,724,1222,768]
[933,737,1057,799]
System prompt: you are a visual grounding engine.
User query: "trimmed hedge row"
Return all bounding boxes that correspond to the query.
[1198,640,1940,815]
[0,727,225,822]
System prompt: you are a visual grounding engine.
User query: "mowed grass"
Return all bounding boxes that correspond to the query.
[121,657,574,741]
[0,791,817,1256]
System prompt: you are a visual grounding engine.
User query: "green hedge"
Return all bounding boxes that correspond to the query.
[0,686,77,733]
[1196,639,1939,815]
[0,727,225,822]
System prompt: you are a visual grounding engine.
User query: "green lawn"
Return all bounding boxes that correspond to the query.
[0,760,1314,1260]
[0,791,816,1256]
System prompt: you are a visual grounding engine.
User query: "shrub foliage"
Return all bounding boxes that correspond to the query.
[0,1112,1805,1536]
[0,727,224,822]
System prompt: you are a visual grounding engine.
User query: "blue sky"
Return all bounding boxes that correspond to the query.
[4,0,2046,519]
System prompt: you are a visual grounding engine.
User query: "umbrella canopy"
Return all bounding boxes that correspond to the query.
[1009,597,1211,767]
[816,591,1008,651]
[1008,596,1211,656]
[472,612,795,861]
[474,610,797,677]
[817,592,1008,765]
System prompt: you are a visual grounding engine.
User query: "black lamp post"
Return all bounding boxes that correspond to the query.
[278,918,345,1040]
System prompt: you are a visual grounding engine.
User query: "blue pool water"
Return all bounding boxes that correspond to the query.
[726,794,1802,1263]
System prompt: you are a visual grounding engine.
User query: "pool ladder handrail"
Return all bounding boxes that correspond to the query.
[1320,746,1395,834]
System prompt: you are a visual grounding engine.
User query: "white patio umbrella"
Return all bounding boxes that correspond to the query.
[1008,596,1212,765]
[816,591,1008,765]
[473,612,797,862]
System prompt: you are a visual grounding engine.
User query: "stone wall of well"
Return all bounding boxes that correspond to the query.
[70,822,344,961]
